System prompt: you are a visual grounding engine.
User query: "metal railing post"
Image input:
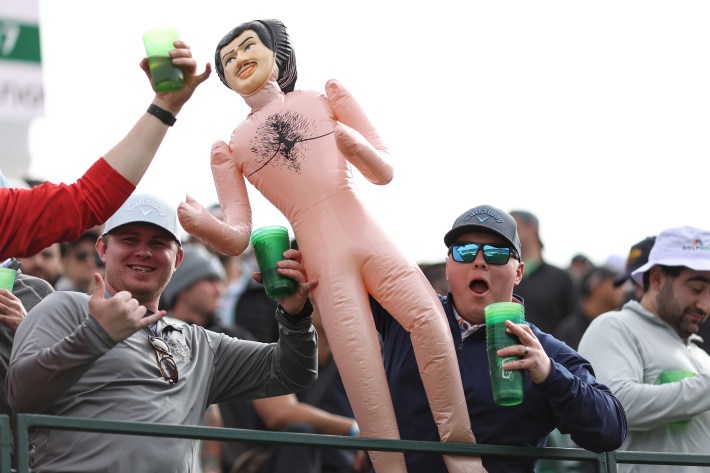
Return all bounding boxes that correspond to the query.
[0,415,11,473]
[14,414,30,473]
[606,451,618,473]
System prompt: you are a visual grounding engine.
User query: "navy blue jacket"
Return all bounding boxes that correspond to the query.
[371,294,627,473]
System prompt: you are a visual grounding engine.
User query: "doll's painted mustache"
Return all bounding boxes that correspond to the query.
[236,61,257,78]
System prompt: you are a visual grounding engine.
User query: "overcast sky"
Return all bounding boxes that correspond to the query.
[27,1,710,268]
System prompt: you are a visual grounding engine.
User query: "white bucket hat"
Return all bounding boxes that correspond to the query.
[631,226,710,284]
[103,193,181,245]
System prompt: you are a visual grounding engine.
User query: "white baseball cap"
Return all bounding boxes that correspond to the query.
[631,226,710,284]
[103,193,181,244]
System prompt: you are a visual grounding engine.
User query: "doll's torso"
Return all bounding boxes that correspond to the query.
[230,88,360,229]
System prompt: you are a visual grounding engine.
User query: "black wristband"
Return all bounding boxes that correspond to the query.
[276,298,313,321]
[147,104,177,126]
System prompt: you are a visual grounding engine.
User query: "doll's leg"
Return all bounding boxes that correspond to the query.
[312,281,408,473]
[367,263,487,473]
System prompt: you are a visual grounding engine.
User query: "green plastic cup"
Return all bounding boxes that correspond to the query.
[250,225,297,299]
[656,370,695,429]
[0,267,16,291]
[485,302,525,406]
[142,28,184,92]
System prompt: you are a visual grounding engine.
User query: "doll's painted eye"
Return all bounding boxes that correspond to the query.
[245,43,254,52]
[225,57,235,67]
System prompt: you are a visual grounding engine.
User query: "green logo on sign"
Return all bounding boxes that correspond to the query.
[0,20,41,63]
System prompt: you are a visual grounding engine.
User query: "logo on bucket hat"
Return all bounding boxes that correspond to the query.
[630,226,710,284]
[103,193,181,244]
[443,205,521,256]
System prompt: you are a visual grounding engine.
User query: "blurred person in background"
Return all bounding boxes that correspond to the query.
[510,210,577,334]
[555,266,626,350]
[17,242,63,288]
[54,227,104,294]
[613,236,656,305]
[567,253,594,298]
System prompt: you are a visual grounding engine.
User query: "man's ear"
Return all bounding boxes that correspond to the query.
[95,236,108,264]
[173,246,185,271]
[515,261,525,285]
[648,266,664,290]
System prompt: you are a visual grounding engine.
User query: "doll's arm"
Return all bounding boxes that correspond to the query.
[325,79,393,185]
[177,140,252,256]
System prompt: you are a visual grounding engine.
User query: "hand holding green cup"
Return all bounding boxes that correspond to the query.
[142,28,184,93]
[250,225,298,299]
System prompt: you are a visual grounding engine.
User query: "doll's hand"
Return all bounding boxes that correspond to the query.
[178,196,246,256]
[178,195,212,236]
[325,80,393,185]
[181,139,252,256]
[333,122,392,185]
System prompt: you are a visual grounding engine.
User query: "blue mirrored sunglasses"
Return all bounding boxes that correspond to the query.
[449,242,518,265]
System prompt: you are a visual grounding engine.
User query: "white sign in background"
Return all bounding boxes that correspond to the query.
[0,0,43,121]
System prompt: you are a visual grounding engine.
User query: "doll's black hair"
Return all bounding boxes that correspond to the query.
[215,19,297,94]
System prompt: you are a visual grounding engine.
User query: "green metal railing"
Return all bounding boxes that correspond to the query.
[4,414,710,472]
[0,415,10,473]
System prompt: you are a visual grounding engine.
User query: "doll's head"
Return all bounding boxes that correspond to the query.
[215,19,297,95]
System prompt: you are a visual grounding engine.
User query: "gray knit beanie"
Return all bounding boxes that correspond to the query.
[162,244,225,309]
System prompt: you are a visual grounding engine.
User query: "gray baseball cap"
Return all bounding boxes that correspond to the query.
[443,205,521,256]
[103,192,181,244]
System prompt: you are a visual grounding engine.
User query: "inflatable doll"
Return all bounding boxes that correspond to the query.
[178,19,485,473]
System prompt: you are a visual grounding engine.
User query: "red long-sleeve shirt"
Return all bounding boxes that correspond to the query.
[0,158,135,259]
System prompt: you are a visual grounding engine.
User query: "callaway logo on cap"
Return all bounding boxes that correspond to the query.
[443,204,521,255]
[103,193,181,244]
